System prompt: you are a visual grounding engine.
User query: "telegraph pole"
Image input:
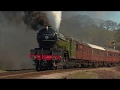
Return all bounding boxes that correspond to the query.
[112,40,115,49]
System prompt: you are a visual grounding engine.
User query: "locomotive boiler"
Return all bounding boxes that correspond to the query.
[37,26,57,49]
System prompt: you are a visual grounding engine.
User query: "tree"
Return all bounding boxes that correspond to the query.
[114,29,120,49]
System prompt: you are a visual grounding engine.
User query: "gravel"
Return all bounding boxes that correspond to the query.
[1,66,120,79]
[27,70,82,79]
[27,66,120,79]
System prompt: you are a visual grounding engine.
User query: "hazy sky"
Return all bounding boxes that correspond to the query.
[63,11,120,24]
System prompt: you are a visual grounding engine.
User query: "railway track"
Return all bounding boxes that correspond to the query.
[0,68,93,79]
[0,69,36,79]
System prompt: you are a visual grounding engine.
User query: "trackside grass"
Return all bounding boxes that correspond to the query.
[66,70,98,79]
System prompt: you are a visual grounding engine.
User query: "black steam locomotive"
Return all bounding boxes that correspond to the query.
[30,26,67,71]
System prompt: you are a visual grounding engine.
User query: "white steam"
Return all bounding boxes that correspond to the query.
[42,11,62,32]
[0,11,36,70]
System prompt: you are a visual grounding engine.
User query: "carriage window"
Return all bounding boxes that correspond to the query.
[106,52,108,56]
[76,44,78,51]
[79,46,82,51]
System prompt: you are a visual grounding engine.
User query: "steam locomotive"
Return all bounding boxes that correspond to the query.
[30,26,120,71]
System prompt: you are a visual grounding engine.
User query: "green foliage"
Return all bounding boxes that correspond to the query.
[59,14,116,48]
[60,27,115,48]
[114,29,120,49]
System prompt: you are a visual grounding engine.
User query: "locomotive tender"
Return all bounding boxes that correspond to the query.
[30,26,120,71]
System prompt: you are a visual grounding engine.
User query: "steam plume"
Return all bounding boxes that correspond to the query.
[0,11,37,70]
[42,11,62,32]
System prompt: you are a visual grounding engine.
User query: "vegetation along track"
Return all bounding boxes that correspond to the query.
[0,68,95,79]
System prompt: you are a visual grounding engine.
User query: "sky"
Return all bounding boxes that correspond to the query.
[63,11,120,24]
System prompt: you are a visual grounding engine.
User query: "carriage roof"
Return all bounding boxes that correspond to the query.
[87,43,105,51]
[104,48,120,53]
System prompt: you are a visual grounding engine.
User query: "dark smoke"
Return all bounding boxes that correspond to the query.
[23,11,62,32]
[0,11,39,70]
[23,11,51,31]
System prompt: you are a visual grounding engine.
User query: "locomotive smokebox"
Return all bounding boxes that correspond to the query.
[37,26,57,49]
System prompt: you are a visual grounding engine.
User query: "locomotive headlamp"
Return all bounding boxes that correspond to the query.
[59,56,63,62]
[43,59,47,63]
[60,56,62,60]
[32,56,36,61]
[52,56,56,61]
